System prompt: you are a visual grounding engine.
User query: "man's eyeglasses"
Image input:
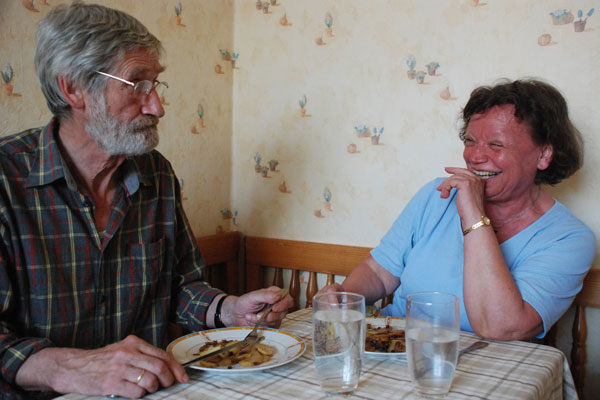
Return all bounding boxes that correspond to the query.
[95,70,168,99]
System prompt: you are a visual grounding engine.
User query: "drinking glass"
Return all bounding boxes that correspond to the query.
[312,292,366,395]
[406,291,460,398]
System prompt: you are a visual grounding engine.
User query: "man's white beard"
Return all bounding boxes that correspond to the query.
[85,94,159,156]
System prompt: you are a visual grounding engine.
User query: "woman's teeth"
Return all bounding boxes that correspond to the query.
[473,170,499,179]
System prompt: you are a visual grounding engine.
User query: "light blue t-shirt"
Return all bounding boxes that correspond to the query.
[371,178,595,337]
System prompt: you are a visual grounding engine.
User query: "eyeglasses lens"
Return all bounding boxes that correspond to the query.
[133,80,168,98]
[133,81,153,98]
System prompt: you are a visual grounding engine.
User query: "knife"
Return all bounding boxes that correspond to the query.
[182,338,251,367]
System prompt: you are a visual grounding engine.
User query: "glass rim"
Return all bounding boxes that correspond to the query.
[406,291,457,305]
[313,291,365,306]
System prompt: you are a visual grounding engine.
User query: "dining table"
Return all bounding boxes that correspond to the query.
[57,308,578,400]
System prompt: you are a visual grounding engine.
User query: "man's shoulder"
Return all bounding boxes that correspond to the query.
[0,127,43,158]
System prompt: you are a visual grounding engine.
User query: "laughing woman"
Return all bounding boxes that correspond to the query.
[328,79,595,341]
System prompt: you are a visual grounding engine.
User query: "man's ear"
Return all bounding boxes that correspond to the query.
[57,75,86,110]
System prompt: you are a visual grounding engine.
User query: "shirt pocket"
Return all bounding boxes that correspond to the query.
[126,238,166,308]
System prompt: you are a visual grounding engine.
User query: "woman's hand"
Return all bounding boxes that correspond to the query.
[437,166,487,229]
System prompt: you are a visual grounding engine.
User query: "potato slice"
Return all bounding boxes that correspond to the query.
[256,343,276,356]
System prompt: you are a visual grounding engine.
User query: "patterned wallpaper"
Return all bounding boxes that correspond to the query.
[230,0,600,250]
[0,1,599,397]
[0,0,235,237]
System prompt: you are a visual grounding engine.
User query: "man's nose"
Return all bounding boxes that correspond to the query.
[141,88,165,118]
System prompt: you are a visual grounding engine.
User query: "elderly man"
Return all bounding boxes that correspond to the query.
[0,2,292,398]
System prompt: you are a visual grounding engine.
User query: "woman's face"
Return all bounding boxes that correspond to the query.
[463,104,552,203]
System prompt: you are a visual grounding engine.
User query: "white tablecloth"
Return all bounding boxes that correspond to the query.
[57,308,578,399]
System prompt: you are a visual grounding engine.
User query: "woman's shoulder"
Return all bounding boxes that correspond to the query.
[544,200,594,236]
[526,200,596,254]
[411,178,449,201]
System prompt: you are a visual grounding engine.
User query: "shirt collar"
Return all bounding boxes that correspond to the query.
[121,157,152,195]
[26,118,69,189]
[26,118,149,196]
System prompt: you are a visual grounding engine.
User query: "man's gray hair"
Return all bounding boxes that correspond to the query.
[35,1,164,119]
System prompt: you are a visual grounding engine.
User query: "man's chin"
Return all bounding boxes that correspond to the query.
[105,137,159,156]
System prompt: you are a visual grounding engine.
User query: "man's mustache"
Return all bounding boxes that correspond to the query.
[132,116,159,130]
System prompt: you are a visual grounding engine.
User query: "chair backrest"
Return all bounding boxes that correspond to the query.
[570,268,600,400]
[196,231,242,295]
[245,236,388,310]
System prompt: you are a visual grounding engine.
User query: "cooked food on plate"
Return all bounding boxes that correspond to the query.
[192,338,277,368]
[365,323,406,353]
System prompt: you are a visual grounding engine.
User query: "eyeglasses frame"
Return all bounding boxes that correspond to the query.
[95,70,168,99]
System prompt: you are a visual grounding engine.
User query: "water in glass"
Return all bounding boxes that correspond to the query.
[312,292,365,395]
[406,291,459,399]
[407,326,459,397]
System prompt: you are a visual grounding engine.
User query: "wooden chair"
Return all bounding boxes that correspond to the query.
[570,268,600,400]
[245,236,391,311]
[197,231,242,295]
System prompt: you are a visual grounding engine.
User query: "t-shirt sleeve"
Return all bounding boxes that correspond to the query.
[371,179,443,277]
[510,217,595,338]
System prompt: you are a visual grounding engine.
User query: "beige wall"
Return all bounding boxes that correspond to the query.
[1,0,598,397]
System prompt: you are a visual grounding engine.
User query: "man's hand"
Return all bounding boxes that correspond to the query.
[223,286,293,328]
[16,335,188,398]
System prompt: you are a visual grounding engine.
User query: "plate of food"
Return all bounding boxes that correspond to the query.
[167,327,306,373]
[365,316,406,358]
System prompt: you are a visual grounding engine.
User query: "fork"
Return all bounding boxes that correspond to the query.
[244,288,289,341]
[243,304,274,347]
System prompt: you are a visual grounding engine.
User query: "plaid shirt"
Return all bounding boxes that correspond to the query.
[0,119,221,392]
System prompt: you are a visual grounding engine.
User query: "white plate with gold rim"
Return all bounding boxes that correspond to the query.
[167,327,306,373]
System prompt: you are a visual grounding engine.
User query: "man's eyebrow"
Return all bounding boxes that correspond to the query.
[128,65,166,77]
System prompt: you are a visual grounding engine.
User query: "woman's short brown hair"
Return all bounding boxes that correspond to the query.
[459,79,583,185]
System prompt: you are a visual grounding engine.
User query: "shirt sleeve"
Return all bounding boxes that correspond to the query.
[371,179,443,277]
[507,215,596,338]
[0,219,54,386]
[170,175,223,331]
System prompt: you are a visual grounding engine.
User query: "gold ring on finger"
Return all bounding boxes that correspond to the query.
[135,368,145,384]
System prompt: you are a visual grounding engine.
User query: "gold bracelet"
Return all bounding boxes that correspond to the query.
[463,216,491,236]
